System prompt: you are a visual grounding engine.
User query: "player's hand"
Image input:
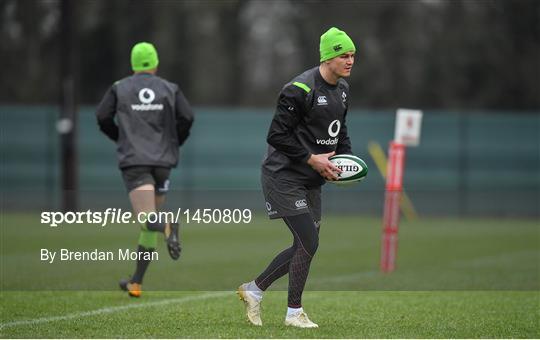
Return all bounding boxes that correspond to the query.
[307,151,341,181]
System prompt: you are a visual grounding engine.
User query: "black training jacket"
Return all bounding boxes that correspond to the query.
[96,73,194,169]
[262,66,353,187]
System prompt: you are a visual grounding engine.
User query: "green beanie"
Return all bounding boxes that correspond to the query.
[319,27,356,62]
[131,42,159,72]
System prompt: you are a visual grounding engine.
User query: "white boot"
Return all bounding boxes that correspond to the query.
[237,283,263,326]
[285,310,319,328]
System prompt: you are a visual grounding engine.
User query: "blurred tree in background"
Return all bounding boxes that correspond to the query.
[1,0,538,110]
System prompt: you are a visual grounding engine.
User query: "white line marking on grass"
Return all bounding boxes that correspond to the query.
[271,270,379,290]
[0,291,229,329]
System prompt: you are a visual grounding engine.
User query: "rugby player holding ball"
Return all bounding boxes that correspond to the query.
[238,27,358,328]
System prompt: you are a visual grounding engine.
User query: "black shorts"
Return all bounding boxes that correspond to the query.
[261,171,321,221]
[121,166,171,194]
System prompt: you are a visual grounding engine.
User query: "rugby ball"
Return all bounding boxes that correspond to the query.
[328,154,368,184]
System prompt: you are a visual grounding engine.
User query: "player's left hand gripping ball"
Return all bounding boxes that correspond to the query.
[327,154,368,184]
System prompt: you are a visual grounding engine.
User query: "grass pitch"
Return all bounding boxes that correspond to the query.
[2,291,538,338]
[1,213,539,338]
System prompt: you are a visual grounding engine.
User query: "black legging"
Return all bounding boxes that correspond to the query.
[255,213,319,307]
